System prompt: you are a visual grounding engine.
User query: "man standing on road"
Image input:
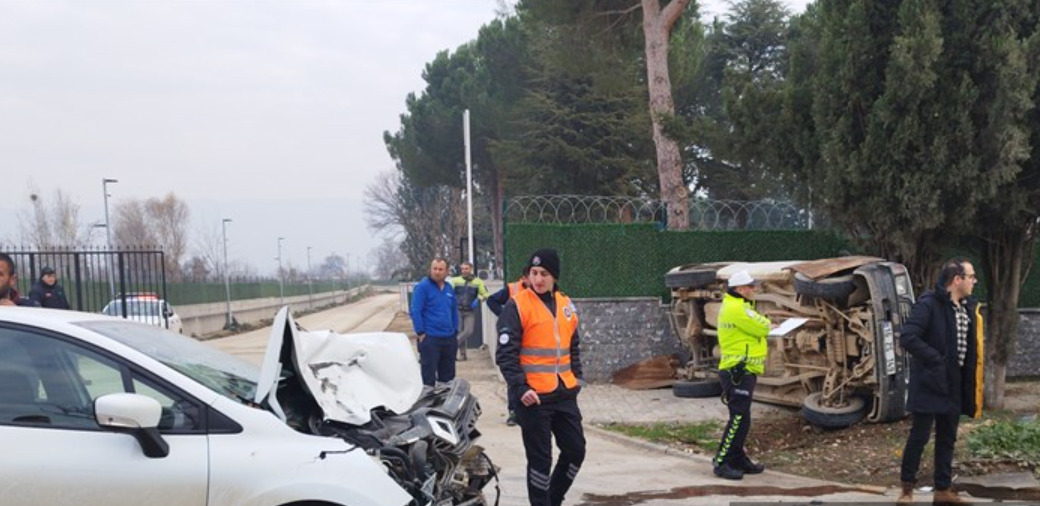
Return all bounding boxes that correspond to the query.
[712,270,771,480]
[29,266,71,309]
[410,258,460,387]
[897,258,983,505]
[487,268,529,426]
[450,261,489,361]
[0,253,40,307]
[496,249,585,506]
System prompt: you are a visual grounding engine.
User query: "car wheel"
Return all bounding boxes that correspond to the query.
[672,378,723,398]
[801,392,867,429]
[665,267,718,289]
[793,272,857,303]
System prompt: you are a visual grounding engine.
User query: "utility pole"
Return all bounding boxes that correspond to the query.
[277,237,285,305]
[222,218,233,329]
[464,109,474,264]
[102,178,118,299]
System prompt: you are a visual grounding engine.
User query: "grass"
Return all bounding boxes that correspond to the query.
[966,416,1040,464]
[601,421,721,453]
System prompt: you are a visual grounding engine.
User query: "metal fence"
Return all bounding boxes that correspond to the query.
[504,195,810,230]
[5,247,167,313]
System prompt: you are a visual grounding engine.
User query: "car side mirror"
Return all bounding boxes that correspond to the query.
[95,393,169,458]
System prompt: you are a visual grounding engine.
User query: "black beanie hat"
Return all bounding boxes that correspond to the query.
[526,248,560,279]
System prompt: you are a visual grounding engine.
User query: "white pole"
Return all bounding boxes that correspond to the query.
[222,218,233,329]
[464,109,474,264]
[277,237,285,305]
[102,178,118,299]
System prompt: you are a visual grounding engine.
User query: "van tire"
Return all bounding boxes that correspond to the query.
[801,392,867,429]
[665,267,718,289]
[793,272,856,303]
[672,378,723,398]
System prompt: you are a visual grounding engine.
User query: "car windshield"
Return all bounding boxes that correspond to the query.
[73,320,258,403]
[103,300,164,317]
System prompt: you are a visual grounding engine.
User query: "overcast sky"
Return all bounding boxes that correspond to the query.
[0,0,808,276]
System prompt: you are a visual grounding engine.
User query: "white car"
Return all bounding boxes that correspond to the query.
[101,295,184,334]
[0,307,493,506]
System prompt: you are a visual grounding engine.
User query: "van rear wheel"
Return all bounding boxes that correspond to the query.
[801,392,866,429]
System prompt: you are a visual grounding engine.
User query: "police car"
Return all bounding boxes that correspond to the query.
[101,293,183,334]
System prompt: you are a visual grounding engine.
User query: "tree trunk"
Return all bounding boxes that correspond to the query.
[980,228,1030,410]
[641,0,690,230]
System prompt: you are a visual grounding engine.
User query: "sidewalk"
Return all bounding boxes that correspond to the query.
[458,347,910,506]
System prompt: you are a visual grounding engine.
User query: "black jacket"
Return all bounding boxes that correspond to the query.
[899,283,983,417]
[29,280,71,309]
[495,288,583,405]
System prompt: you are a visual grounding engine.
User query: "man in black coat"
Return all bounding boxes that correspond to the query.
[897,258,983,505]
[29,266,71,309]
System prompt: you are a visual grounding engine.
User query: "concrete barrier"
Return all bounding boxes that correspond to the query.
[177,286,368,337]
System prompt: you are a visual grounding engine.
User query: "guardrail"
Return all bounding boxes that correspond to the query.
[179,285,369,337]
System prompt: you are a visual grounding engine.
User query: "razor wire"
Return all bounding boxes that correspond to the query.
[505,195,810,230]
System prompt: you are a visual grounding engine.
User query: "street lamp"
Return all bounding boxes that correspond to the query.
[102,178,118,299]
[277,237,285,305]
[222,218,233,329]
[306,246,313,307]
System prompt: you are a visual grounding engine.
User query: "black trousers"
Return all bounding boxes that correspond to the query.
[713,369,757,467]
[417,336,457,386]
[516,398,586,506]
[900,412,960,489]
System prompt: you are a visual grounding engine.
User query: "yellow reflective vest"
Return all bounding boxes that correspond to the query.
[718,292,771,375]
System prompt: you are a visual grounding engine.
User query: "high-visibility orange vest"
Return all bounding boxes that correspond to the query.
[515,289,579,393]
[507,278,526,298]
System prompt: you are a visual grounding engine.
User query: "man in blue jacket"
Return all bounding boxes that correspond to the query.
[410,258,460,387]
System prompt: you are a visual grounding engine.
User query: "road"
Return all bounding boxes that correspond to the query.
[205,293,941,506]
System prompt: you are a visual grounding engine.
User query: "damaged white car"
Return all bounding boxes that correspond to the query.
[0,307,495,506]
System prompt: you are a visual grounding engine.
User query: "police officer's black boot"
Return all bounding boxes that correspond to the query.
[712,461,744,480]
[736,455,765,474]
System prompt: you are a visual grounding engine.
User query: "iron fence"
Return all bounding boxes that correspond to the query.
[5,247,167,313]
[504,195,810,230]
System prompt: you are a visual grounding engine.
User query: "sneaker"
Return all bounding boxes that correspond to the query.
[736,457,765,474]
[505,411,518,426]
[712,462,744,480]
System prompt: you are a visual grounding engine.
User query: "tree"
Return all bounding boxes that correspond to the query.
[145,193,190,281]
[641,0,694,229]
[112,199,159,248]
[369,237,410,280]
[17,183,90,248]
[779,0,1039,407]
[318,253,348,280]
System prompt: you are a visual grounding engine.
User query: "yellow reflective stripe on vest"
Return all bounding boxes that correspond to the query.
[523,363,573,374]
[520,348,560,357]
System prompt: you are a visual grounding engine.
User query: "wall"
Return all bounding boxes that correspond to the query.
[1010,310,1040,378]
[177,286,367,337]
[572,298,687,383]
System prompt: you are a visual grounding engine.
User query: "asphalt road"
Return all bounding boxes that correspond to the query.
[203,293,969,506]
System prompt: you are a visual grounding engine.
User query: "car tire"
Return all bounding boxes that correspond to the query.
[672,378,723,398]
[793,272,857,303]
[801,392,867,429]
[665,267,718,289]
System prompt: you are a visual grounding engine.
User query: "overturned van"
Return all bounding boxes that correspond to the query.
[664,257,915,428]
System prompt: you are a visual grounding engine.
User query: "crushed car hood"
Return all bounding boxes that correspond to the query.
[254,307,424,425]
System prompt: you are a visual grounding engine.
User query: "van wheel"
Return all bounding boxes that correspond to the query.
[665,267,718,289]
[801,392,866,429]
[672,378,722,398]
[793,272,856,303]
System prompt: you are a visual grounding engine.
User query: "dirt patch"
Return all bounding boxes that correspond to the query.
[641,380,1040,488]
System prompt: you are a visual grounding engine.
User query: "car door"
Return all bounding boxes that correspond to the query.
[0,325,209,506]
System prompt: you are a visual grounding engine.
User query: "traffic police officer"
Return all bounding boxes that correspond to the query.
[496,249,585,506]
[713,270,771,480]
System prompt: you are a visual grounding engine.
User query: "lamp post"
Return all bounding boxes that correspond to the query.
[102,178,118,299]
[222,218,233,329]
[277,237,285,305]
[306,246,313,308]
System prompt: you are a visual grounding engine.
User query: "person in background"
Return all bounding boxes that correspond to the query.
[450,261,489,361]
[487,267,529,426]
[409,258,460,387]
[0,253,40,307]
[496,249,585,506]
[29,266,71,309]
